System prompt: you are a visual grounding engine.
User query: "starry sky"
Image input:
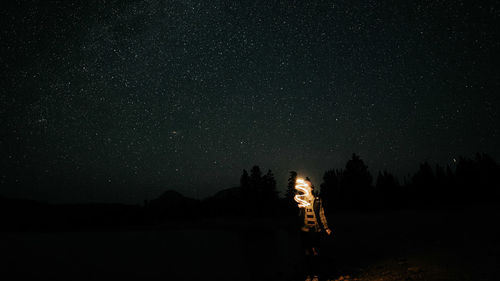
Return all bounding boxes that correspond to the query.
[1,0,499,204]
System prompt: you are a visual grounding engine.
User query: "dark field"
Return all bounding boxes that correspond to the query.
[1,206,499,281]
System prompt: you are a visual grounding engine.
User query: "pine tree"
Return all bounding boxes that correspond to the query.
[250,165,262,190]
[262,169,278,200]
[412,161,435,206]
[342,153,373,209]
[286,171,298,212]
[262,169,279,215]
[320,169,341,211]
[240,169,250,190]
[375,170,400,209]
[240,169,251,215]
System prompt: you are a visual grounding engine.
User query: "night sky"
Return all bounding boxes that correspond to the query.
[1,0,499,204]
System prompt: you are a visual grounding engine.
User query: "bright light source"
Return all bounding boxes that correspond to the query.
[294,178,312,208]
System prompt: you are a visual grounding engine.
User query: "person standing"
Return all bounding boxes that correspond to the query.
[295,178,332,280]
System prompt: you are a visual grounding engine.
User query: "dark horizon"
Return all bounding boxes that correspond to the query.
[1,151,497,206]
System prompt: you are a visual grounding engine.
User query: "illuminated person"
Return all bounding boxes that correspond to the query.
[294,178,332,276]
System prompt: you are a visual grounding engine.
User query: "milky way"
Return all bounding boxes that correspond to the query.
[1,1,499,203]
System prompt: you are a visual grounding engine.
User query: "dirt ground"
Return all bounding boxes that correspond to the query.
[1,206,498,281]
[312,206,500,281]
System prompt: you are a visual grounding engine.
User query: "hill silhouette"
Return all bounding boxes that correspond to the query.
[144,190,199,222]
[1,153,499,231]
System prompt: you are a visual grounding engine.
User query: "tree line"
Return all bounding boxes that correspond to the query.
[204,152,500,218]
[1,152,498,230]
[312,152,500,213]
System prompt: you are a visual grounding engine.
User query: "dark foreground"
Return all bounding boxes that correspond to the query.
[1,206,499,281]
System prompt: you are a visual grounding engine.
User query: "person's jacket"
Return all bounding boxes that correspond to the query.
[298,197,329,232]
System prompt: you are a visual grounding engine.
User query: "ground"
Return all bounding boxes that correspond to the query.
[320,206,500,281]
[1,206,498,280]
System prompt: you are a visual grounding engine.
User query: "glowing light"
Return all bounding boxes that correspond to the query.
[294,178,312,208]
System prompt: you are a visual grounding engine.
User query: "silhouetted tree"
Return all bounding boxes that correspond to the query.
[286,171,298,202]
[262,169,279,200]
[240,169,250,190]
[411,161,436,206]
[455,157,475,204]
[242,165,280,217]
[320,169,342,212]
[434,164,447,205]
[453,153,500,205]
[375,170,400,209]
[240,169,251,215]
[250,165,262,190]
[438,164,457,206]
[248,165,264,215]
[474,152,500,202]
[262,169,279,215]
[413,162,434,184]
[285,171,298,215]
[341,153,373,209]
